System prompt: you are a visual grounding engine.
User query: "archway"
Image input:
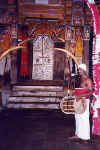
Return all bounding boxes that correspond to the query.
[85,0,100,135]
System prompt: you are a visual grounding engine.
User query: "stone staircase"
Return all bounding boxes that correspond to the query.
[7,81,65,109]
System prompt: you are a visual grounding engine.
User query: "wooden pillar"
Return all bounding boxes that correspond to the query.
[10,24,18,83]
[83,25,90,74]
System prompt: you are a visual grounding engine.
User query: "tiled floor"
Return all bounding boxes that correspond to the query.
[0,109,99,150]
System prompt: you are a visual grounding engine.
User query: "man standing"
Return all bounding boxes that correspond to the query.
[69,64,93,143]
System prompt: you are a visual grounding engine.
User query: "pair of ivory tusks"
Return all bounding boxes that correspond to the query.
[0,38,79,67]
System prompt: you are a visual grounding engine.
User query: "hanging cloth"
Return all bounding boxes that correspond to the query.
[20,34,29,76]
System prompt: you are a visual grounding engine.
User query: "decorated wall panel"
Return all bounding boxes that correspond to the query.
[65,26,83,65]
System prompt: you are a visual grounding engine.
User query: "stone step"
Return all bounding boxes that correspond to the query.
[11,91,64,97]
[12,80,65,86]
[7,103,60,109]
[12,85,64,92]
[8,96,62,103]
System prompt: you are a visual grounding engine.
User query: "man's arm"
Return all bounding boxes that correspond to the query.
[75,78,93,100]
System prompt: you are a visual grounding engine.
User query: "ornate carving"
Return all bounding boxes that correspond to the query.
[83,26,90,40]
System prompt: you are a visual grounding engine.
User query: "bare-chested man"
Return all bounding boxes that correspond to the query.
[69,64,93,144]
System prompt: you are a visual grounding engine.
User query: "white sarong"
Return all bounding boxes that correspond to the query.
[75,99,90,140]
